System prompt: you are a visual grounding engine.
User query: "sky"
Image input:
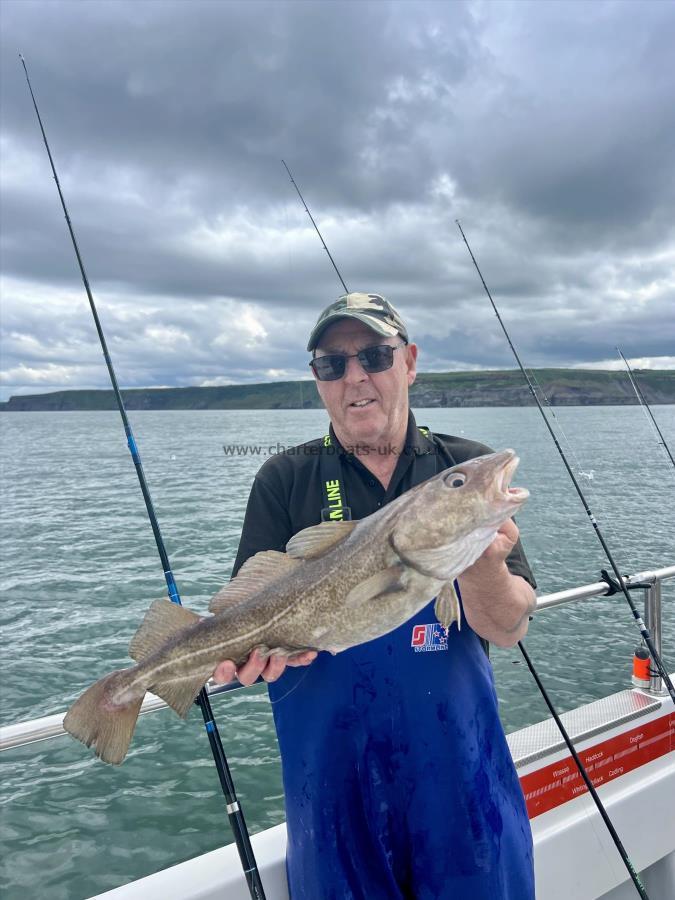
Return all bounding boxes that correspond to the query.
[1,0,674,400]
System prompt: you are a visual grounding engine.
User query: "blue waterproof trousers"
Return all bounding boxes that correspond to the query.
[268,599,534,899]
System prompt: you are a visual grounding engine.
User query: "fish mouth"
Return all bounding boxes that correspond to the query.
[495,451,529,504]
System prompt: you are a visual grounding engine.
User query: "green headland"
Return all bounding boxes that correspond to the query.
[1,369,673,411]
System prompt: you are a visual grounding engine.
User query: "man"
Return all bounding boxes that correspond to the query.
[214,293,537,899]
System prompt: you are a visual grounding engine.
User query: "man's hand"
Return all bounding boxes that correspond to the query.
[212,648,318,687]
[458,519,536,647]
[463,517,520,577]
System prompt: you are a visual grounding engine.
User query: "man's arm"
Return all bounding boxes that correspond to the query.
[457,518,537,647]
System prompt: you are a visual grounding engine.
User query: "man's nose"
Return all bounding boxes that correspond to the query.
[343,354,369,384]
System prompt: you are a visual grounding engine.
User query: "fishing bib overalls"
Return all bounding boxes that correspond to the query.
[267,430,534,900]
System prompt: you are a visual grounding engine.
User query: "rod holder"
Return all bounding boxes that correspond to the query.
[644,579,664,694]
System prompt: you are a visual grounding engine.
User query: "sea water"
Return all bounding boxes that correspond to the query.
[1,406,673,899]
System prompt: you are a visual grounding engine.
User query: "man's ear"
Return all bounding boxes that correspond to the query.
[406,343,418,386]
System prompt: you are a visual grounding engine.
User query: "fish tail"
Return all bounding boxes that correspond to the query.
[64,669,144,765]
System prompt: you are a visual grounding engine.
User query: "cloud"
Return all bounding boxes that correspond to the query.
[1,0,673,399]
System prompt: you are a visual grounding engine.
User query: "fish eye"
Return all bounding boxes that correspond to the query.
[446,472,466,488]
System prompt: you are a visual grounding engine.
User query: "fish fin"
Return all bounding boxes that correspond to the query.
[345,563,407,605]
[286,521,358,559]
[434,581,461,632]
[129,598,201,663]
[148,672,211,718]
[209,551,299,614]
[64,670,144,765]
[391,525,498,581]
[391,533,461,580]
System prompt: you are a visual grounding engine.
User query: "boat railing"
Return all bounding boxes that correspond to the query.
[535,563,673,694]
[1,563,673,754]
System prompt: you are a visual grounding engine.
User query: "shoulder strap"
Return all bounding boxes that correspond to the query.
[411,425,437,486]
[319,425,436,519]
[319,435,351,521]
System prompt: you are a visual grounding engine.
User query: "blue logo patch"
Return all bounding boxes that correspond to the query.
[411,623,448,652]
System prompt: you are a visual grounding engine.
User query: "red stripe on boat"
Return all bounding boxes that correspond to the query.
[520,712,675,819]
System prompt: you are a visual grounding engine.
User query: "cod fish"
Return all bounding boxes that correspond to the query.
[64,449,528,764]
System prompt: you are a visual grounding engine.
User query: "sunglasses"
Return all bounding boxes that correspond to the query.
[310,343,407,382]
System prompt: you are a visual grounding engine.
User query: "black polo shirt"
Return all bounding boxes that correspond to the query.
[232,411,536,590]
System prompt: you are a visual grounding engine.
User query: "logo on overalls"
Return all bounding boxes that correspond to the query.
[411,624,448,652]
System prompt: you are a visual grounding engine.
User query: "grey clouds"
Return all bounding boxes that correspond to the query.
[1,0,674,399]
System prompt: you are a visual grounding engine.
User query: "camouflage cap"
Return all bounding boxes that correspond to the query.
[307,292,409,352]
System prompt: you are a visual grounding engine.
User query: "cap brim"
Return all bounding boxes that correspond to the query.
[307,311,399,351]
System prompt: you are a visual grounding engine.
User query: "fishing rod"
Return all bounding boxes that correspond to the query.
[456,229,675,898]
[617,348,675,470]
[20,55,266,900]
[456,223,665,899]
[282,164,651,897]
[518,643,648,898]
[282,159,349,293]
[456,219,674,707]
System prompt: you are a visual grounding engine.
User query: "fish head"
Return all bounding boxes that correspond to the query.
[390,449,529,581]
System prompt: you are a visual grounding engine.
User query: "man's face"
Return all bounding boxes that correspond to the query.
[312,318,418,448]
